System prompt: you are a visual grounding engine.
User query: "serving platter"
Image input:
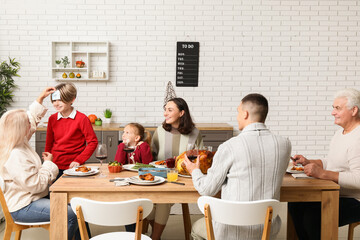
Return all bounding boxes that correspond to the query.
[122,164,138,172]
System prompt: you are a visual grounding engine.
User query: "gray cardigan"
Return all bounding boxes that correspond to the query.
[192,122,291,240]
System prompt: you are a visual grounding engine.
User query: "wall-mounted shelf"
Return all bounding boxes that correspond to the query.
[51,41,109,81]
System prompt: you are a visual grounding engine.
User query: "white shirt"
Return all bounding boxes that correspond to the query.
[57,107,77,120]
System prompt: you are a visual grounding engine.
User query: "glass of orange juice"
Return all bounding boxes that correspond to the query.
[167,168,178,182]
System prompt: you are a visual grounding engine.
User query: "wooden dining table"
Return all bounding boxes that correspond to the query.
[281,173,340,240]
[50,166,340,240]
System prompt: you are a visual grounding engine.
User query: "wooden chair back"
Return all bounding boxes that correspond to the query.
[0,176,50,240]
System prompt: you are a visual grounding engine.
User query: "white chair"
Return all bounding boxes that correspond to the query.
[197,196,280,240]
[70,197,153,240]
[0,176,50,240]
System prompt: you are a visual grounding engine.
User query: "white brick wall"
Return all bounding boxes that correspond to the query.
[1,0,360,158]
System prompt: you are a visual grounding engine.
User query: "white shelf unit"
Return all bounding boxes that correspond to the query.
[51,41,109,81]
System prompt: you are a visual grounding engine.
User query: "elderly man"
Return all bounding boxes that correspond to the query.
[289,88,360,240]
[184,93,292,240]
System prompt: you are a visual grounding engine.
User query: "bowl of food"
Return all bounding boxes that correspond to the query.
[108,161,122,173]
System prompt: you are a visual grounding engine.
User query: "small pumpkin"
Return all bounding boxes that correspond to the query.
[76,60,85,68]
[88,114,97,124]
[76,73,81,78]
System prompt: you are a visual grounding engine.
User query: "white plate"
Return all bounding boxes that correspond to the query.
[63,167,99,176]
[179,174,191,178]
[149,160,167,168]
[123,164,138,172]
[286,166,304,174]
[128,176,165,185]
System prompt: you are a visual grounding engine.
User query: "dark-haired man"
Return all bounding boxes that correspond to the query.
[185,93,292,240]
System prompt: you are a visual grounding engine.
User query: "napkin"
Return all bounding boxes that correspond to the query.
[292,173,314,179]
[111,177,130,186]
[114,180,130,186]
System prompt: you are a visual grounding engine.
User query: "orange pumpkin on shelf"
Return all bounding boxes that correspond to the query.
[76,60,85,68]
[175,150,214,176]
[88,114,97,124]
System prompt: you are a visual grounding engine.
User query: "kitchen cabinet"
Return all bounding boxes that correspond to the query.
[36,123,233,164]
[120,123,234,151]
[200,130,233,151]
[51,41,109,81]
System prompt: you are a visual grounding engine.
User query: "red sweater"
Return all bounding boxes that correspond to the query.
[114,142,153,165]
[45,111,98,170]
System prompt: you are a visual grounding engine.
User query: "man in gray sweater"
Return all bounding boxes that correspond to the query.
[185,93,291,240]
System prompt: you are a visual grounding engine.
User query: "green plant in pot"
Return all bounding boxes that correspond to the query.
[61,56,70,68]
[0,58,20,117]
[104,108,112,123]
[55,59,61,68]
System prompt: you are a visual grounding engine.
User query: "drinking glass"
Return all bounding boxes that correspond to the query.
[95,143,108,177]
[186,143,199,162]
[167,169,178,182]
[123,139,136,164]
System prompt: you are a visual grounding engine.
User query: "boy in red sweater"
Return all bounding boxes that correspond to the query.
[45,83,98,178]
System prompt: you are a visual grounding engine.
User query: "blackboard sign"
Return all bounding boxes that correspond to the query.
[176,42,199,87]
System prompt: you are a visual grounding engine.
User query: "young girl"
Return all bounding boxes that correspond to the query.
[45,83,98,178]
[115,123,153,165]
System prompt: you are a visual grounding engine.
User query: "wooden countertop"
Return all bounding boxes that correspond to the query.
[37,123,234,131]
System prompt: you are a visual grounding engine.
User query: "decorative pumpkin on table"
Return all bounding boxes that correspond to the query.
[175,150,214,176]
[88,114,97,124]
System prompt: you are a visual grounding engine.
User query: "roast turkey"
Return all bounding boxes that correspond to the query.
[175,150,214,176]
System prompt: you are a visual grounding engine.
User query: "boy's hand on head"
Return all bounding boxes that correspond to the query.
[69,161,80,169]
[37,87,56,104]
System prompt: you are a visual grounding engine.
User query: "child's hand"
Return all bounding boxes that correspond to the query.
[37,87,56,104]
[42,152,53,161]
[69,161,80,169]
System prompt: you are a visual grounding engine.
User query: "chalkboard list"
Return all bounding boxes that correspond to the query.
[176,42,199,87]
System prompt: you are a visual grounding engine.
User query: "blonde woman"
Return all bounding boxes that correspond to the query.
[0,87,79,240]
